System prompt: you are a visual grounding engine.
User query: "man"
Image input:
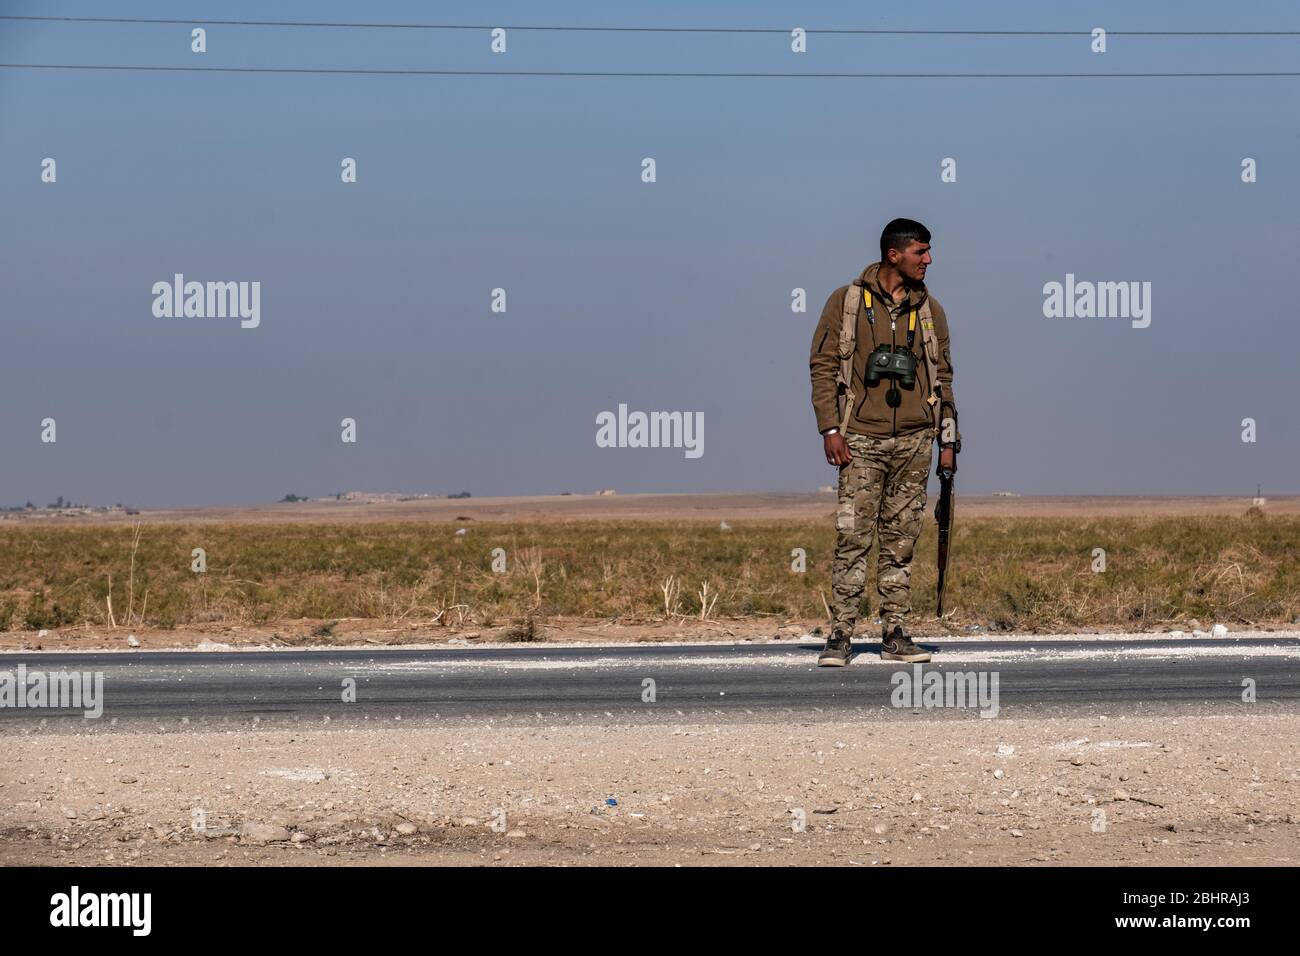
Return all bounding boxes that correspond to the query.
[808,218,960,666]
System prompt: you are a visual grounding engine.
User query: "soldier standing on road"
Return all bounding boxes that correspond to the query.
[809,219,961,666]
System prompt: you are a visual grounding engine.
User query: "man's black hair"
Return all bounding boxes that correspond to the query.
[880,218,931,262]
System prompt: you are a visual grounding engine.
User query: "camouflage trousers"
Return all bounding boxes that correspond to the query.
[831,426,935,636]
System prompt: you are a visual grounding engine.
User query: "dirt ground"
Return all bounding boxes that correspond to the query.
[1,712,1295,867]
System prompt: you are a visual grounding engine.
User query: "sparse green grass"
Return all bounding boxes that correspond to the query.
[0,514,1296,632]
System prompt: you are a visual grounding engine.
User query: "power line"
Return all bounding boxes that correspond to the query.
[2,63,1298,78]
[2,15,1299,36]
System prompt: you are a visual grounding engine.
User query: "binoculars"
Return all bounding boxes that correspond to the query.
[864,345,918,389]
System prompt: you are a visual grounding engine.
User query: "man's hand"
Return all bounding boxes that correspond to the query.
[824,432,852,467]
[938,446,956,474]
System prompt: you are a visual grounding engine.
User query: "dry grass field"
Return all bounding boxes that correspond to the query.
[2,494,1296,642]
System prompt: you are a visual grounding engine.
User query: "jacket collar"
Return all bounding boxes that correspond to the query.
[859,261,927,311]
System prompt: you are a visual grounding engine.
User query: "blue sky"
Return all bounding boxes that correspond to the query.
[2,1,1298,506]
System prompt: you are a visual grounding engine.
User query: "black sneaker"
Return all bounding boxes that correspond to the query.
[880,626,931,663]
[817,630,852,667]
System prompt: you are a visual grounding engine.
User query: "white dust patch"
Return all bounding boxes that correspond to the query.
[363,642,1298,674]
[366,654,809,673]
[928,644,1299,665]
[260,766,355,782]
[1051,738,1158,752]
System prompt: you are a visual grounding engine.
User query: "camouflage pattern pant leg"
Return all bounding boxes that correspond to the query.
[831,427,935,635]
[876,427,935,631]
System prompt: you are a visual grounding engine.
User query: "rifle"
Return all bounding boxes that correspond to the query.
[935,464,955,617]
[934,398,960,617]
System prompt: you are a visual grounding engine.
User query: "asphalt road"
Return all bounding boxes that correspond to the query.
[2,636,1297,728]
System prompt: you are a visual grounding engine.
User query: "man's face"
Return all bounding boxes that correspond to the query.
[889,240,932,282]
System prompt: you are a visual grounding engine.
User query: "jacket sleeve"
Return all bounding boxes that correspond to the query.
[929,297,961,446]
[810,286,848,434]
